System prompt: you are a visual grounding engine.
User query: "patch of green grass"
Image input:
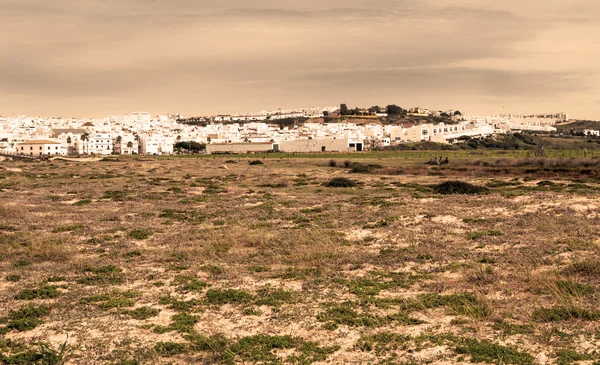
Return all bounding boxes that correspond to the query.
[532,306,600,322]
[407,293,491,318]
[555,280,595,296]
[356,332,411,354]
[205,289,254,305]
[52,224,84,233]
[154,341,188,356]
[159,296,201,312]
[5,274,21,282]
[340,272,416,297]
[254,287,294,307]
[174,275,210,292]
[127,229,151,240]
[555,349,596,365]
[122,250,143,259]
[0,341,70,364]
[200,264,226,276]
[80,290,140,309]
[154,312,199,334]
[455,339,534,365]
[14,285,61,300]
[125,307,160,320]
[77,265,124,286]
[221,334,339,365]
[317,303,423,328]
[101,190,131,201]
[73,199,92,206]
[492,320,534,336]
[12,259,31,268]
[5,305,51,332]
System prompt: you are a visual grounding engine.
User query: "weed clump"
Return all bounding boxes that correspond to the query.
[531,306,600,322]
[248,160,264,165]
[6,304,51,332]
[77,265,124,286]
[15,285,61,300]
[324,177,357,188]
[455,339,534,365]
[128,229,151,240]
[433,181,489,195]
[125,307,160,320]
[206,289,254,305]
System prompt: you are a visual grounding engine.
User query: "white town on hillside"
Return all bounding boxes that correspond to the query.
[0,107,569,157]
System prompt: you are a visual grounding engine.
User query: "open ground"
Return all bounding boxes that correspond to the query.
[1,153,600,364]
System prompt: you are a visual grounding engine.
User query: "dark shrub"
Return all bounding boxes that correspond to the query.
[344,160,352,168]
[324,178,357,188]
[433,181,489,195]
[349,163,383,174]
[249,160,264,165]
[328,160,337,167]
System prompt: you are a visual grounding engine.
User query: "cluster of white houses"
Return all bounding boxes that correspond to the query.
[0,110,568,157]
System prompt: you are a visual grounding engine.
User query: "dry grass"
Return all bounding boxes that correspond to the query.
[0,156,599,364]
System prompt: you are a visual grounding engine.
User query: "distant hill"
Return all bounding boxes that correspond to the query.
[556,120,600,132]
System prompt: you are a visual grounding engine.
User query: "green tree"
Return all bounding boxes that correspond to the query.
[80,132,90,154]
[386,105,404,115]
[340,104,349,115]
[127,141,133,155]
[174,141,206,153]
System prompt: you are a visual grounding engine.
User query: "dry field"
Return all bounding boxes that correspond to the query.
[1,155,600,364]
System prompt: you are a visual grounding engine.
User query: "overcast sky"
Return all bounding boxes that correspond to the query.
[1,0,598,118]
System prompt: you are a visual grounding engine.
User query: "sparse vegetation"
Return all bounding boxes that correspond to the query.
[1,153,598,363]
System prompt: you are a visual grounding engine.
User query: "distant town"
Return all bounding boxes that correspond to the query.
[0,105,572,157]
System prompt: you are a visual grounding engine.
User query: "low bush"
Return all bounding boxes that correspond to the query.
[433,181,489,195]
[324,178,357,188]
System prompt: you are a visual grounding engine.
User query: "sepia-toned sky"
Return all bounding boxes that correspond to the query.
[1,0,599,118]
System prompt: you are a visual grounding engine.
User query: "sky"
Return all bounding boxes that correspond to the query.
[0,0,599,119]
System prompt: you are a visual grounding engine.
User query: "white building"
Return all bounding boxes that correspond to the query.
[139,135,174,155]
[16,140,64,156]
[88,133,114,155]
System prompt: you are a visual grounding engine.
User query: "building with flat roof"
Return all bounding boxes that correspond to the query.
[16,140,64,156]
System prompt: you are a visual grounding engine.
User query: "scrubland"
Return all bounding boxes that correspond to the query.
[1,155,599,364]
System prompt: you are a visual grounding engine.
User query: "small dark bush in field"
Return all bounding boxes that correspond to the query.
[344,160,352,168]
[249,160,264,165]
[537,180,556,187]
[328,160,337,167]
[128,229,151,240]
[349,163,383,173]
[6,274,21,282]
[433,181,489,195]
[324,178,357,188]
